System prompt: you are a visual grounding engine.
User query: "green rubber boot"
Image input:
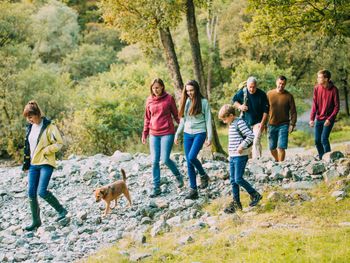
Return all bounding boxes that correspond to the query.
[43,192,67,221]
[24,198,41,231]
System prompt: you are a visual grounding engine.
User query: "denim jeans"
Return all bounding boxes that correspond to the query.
[28,164,54,198]
[150,134,181,189]
[183,132,207,189]
[268,124,289,150]
[315,120,335,159]
[229,155,256,202]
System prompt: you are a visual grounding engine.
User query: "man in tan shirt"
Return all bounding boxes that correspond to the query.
[267,75,297,162]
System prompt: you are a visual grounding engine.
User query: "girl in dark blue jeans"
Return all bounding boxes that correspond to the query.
[175,80,213,200]
[22,101,67,231]
[218,104,262,213]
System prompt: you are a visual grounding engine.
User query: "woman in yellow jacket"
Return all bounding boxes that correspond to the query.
[22,101,67,231]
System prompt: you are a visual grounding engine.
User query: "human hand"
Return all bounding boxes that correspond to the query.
[324,120,331,126]
[237,145,243,154]
[205,140,212,147]
[141,136,147,144]
[289,125,295,133]
[174,138,179,145]
[309,121,314,127]
[239,105,248,112]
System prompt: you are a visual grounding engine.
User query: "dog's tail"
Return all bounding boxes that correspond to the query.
[121,169,126,181]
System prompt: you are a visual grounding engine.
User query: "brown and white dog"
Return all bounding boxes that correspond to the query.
[94,169,132,216]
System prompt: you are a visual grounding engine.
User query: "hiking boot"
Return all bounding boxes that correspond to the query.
[198,174,209,189]
[24,198,41,231]
[175,175,184,188]
[149,188,161,198]
[42,192,68,221]
[233,199,243,210]
[224,201,236,214]
[249,192,262,207]
[185,188,198,200]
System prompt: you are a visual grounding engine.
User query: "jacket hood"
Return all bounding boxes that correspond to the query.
[149,91,169,102]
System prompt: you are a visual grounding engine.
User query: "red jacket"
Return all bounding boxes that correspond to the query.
[142,92,180,138]
[310,82,339,122]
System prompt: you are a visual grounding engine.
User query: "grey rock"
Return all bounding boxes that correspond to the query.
[129,252,152,262]
[111,151,132,163]
[306,162,326,175]
[178,235,194,245]
[267,191,286,202]
[322,151,345,162]
[151,218,171,237]
[331,190,346,198]
[282,181,316,190]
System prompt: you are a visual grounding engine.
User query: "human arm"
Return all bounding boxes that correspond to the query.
[42,125,63,155]
[170,95,180,124]
[142,102,151,144]
[310,87,317,127]
[238,119,254,151]
[289,94,297,133]
[204,99,213,146]
[327,87,340,124]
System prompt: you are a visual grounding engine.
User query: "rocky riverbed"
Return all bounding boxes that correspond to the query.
[0,149,349,262]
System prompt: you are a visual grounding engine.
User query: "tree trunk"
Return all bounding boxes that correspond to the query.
[340,68,350,116]
[159,27,183,99]
[185,0,206,96]
[206,15,218,100]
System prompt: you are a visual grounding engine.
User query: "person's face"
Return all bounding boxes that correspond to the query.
[26,114,41,125]
[247,82,257,94]
[221,114,235,124]
[276,79,286,93]
[152,82,164,96]
[317,73,328,86]
[186,85,195,99]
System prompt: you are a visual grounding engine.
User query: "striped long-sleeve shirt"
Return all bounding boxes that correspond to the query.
[228,118,254,157]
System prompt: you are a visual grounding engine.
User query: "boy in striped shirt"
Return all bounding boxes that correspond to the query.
[218,104,262,213]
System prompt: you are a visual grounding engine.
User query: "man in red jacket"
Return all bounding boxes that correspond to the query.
[309,69,340,159]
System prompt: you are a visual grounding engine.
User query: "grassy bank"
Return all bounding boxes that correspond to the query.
[84,179,350,263]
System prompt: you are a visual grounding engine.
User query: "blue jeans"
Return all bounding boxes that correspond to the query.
[315,120,335,159]
[28,164,54,198]
[229,156,256,202]
[268,124,289,150]
[183,132,207,189]
[150,134,181,189]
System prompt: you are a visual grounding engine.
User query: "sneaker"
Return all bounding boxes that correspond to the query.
[185,189,198,200]
[198,174,209,189]
[249,192,262,207]
[149,188,161,198]
[175,175,184,188]
[224,202,236,214]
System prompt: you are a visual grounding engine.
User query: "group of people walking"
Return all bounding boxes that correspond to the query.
[21,69,339,230]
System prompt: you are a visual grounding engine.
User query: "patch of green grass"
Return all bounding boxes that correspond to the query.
[85,181,350,263]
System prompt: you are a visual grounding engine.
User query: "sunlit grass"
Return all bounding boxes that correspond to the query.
[84,180,350,263]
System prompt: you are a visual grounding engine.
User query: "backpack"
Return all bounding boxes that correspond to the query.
[233,117,253,148]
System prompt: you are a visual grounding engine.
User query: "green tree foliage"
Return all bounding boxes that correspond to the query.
[243,0,350,42]
[83,23,125,51]
[222,59,296,99]
[1,63,72,158]
[31,0,80,62]
[100,0,183,49]
[62,61,170,155]
[63,43,118,80]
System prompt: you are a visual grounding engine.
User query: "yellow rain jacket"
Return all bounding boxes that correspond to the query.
[23,117,63,170]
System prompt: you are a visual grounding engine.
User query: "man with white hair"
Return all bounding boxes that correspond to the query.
[232,76,269,159]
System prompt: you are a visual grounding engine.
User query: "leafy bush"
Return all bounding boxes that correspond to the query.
[63,44,118,80]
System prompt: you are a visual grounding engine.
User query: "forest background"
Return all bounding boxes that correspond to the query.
[1,0,350,161]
